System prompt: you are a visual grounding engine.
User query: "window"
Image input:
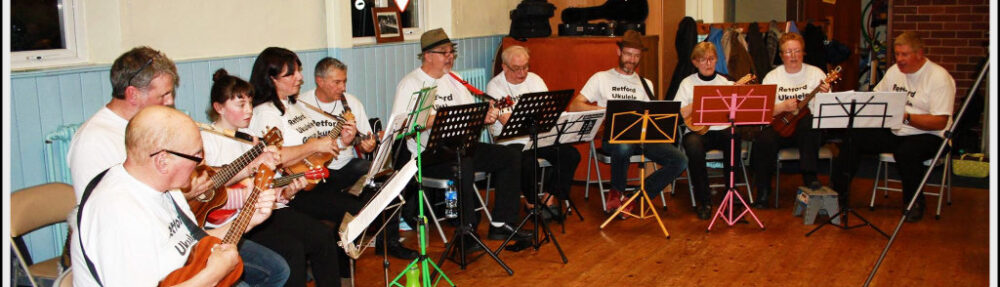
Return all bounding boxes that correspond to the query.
[351,0,423,45]
[11,0,87,69]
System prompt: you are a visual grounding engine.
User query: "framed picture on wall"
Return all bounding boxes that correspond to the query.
[372,7,403,43]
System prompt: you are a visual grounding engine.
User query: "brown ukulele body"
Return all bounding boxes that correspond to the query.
[186,166,228,227]
[158,236,243,287]
[286,152,335,191]
[770,107,810,138]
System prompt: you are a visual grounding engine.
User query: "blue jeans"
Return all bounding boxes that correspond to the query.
[240,239,290,287]
[602,142,688,196]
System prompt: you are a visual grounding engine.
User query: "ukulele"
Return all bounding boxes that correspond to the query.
[159,165,275,287]
[204,166,329,226]
[683,73,756,135]
[284,109,374,190]
[769,66,842,137]
[187,126,282,227]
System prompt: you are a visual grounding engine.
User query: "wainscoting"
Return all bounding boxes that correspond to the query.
[8,34,503,262]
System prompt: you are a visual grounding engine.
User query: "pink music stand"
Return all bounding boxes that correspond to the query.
[691,84,776,231]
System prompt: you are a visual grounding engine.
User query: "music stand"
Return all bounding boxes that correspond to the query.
[388,86,455,287]
[492,90,573,262]
[805,91,905,238]
[692,84,775,231]
[597,100,680,239]
[423,102,515,275]
[525,110,607,228]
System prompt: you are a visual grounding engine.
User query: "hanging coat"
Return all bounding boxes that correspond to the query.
[746,22,771,78]
[706,27,728,75]
[727,29,756,79]
[802,23,828,72]
[667,16,698,101]
[768,20,783,67]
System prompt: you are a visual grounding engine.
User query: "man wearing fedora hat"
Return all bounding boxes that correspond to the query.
[568,30,688,217]
[391,28,532,250]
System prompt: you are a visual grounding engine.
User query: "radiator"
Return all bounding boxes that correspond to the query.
[454,68,489,95]
[43,123,80,184]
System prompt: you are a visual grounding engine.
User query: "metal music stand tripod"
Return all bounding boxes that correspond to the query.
[806,91,906,238]
[691,84,775,231]
[598,100,680,239]
[493,90,573,262]
[424,102,514,275]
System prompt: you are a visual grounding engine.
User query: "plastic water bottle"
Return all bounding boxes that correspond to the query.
[444,180,458,219]
[405,265,421,287]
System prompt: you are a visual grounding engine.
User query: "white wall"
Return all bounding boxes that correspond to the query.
[734,0,786,22]
[685,0,725,22]
[79,0,518,64]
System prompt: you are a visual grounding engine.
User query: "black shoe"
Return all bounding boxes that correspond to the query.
[697,205,712,220]
[488,224,533,241]
[904,204,925,223]
[751,201,768,209]
[753,187,771,209]
[375,241,418,260]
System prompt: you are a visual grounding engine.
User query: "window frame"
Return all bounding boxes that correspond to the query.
[11,0,88,69]
[351,0,425,46]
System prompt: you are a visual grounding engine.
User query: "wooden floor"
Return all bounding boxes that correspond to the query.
[352,175,990,286]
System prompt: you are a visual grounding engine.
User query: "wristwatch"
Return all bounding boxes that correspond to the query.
[903,113,911,125]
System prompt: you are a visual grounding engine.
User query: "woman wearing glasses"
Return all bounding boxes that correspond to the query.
[675,42,738,220]
[749,32,831,208]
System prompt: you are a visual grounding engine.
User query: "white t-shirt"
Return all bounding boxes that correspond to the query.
[485,72,549,145]
[297,90,374,169]
[675,73,734,132]
[247,99,322,147]
[762,64,827,111]
[391,68,476,157]
[874,59,955,137]
[579,68,655,107]
[201,129,253,167]
[71,164,199,286]
[68,107,129,202]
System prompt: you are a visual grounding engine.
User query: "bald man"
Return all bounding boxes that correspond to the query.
[70,106,277,286]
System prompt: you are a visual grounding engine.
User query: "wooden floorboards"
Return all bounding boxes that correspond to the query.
[351,176,990,286]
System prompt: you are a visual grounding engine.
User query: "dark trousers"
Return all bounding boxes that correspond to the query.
[831,129,942,208]
[289,169,376,279]
[245,208,341,287]
[751,114,822,190]
[682,130,736,205]
[323,158,371,193]
[514,143,581,201]
[421,143,523,228]
[601,141,688,196]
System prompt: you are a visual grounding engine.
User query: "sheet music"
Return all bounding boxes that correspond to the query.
[524,110,605,150]
[812,91,906,129]
[339,159,417,245]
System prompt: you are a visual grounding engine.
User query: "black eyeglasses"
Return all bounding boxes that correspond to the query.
[150,149,203,163]
[127,58,155,87]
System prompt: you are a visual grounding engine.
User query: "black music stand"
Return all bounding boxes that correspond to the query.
[692,84,775,231]
[597,100,680,239]
[805,91,905,238]
[425,102,515,275]
[526,109,607,230]
[492,90,573,262]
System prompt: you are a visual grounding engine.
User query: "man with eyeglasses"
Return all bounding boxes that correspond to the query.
[67,47,290,287]
[749,32,831,208]
[70,106,278,286]
[485,45,581,220]
[391,28,531,251]
[568,30,688,218]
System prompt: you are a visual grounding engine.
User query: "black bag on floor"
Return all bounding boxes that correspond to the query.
[509,0,556,38]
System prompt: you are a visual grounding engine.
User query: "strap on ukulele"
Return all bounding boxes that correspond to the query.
[448,72,487,96]
[77,168,110,286]
[638,74,654,100]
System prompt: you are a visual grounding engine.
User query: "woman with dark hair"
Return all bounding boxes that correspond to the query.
[246,47,366,286]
